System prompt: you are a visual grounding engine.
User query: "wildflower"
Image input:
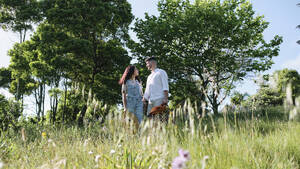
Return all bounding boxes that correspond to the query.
[172,149,190,169]
[88,151,93,155]
[95,155,101,162]
[172,156,186,169]
[110,149,116,154]
[178,149,190,161]
[42,132,47,138]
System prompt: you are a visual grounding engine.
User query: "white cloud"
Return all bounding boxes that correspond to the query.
[282,53,300,72]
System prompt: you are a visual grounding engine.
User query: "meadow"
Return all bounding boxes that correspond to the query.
[0,104,300,169]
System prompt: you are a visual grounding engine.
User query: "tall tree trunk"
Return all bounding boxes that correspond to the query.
[50,81,60,124]
[63,78,68,123]
[35,82,45,122]
[34,88,40,120]
[78,105,87,126]
[38,84,43,121]
[50,94,53,124]
[42,84,45,121]
[53,96,58,124]
[212,101,219,114]
[212,87,220,114]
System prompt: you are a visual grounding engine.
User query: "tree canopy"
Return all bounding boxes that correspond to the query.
[1,0,134,123]
[130,0,282,114]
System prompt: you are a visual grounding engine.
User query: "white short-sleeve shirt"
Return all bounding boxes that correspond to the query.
[144,68,169,101]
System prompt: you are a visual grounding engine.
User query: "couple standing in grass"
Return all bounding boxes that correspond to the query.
[118,57,169,124]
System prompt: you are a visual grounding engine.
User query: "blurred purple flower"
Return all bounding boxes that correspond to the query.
[178,149,190,161]
[172,149,190,169]
[172,156,186,169]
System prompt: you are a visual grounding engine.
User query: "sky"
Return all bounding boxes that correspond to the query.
[0,0,300,112]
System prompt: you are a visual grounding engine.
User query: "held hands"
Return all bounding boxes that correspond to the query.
[142,97,147,104]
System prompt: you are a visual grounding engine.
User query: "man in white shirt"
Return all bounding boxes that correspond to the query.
[143,57,169,115]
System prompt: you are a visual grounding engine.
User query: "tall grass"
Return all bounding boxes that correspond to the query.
[0,102,299,169]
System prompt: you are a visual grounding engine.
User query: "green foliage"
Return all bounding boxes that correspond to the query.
[230,91,249,106]
[55,87,86,124]
[8,39,49,119]
[37,0,134,104]
[3,0,134,122]
[243,69,300,110]
[8,43,35,100]
[0,94,21,132]
[0,67,11,88]
[130,0,282,113]
[253,87,284,107]
[0,0,42,42]
[273,68,300,101]
[54,85,115,125]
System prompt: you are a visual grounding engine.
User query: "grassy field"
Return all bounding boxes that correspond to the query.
[1,106,300,169]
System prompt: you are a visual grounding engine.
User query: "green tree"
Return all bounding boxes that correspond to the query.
[10,0,134,124]
[0,0,43,108]
[10,25,71,121]
[231,91,249,107]
[272,69,300,105]
[48,87,62,123]
[0,0,42,43]
[252,87,283,107]
[31,23,75,122]
[0,94,21,132]
[8,43,35,106]
[55,87,85,124]
[8,40,47,120]
[242,69,300,109]
[25,25,68,121]
[4,0,134,123]
[131,0,282,114]
[41,0,133,105]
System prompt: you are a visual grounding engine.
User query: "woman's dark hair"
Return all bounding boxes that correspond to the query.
[119,65,141,85]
